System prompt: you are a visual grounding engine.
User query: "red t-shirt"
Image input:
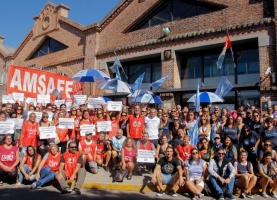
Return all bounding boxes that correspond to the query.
[22,121,39,147]
[177,144,195,161]
[0,145,18,172]
[128,115,145,139]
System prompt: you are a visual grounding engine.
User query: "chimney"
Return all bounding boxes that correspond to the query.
[0,36,4,45]
[57,4,70,18]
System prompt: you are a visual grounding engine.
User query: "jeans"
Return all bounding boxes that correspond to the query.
[35,166,56,187]
[210,176,235,195]
[18,164,36,183]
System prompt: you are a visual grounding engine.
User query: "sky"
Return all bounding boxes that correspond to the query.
[0,0,121,48]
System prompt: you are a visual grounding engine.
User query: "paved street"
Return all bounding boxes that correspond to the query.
[0,184,275,200]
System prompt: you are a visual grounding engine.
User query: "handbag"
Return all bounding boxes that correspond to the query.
[113,169,128,182]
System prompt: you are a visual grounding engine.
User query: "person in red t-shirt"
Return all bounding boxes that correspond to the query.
[121,137,137,180]
[95,132,112,172]
[31,144,61,189]
[108,112,120,139]
[127,105,145,140]
[176,135,195,166]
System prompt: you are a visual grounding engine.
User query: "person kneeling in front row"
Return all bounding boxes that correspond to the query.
[56,142,86,194]
[208,147,236,200]
[151,146,184,197]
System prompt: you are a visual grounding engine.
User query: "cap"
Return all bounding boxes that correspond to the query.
[214,134,220,139]
[247,110,252,113]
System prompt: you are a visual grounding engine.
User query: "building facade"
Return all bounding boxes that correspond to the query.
[0,0,277,111]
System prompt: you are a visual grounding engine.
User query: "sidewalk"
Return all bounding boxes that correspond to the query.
[82,168,265,195]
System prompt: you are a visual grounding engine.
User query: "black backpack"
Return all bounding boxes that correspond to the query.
[112,169,128,182]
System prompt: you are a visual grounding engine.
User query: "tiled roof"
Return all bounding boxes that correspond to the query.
[96,17,275,56]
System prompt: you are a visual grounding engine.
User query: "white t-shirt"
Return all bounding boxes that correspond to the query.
[199,126,211,141]
[145,116,160,140]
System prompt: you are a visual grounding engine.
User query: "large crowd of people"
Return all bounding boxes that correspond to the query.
[1,99,277,199]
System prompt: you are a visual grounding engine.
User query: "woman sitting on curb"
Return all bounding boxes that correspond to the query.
[121,137,137,180]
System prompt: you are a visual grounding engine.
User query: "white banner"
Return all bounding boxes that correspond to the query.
[54,100,65,108]
[2,95,15,104]
[27,111,42,122]
[107,101,122,111]
[39,126,56,139]
[0,121,15,134]
[37,94,50,103]
[12,92,24,101]
[137,149,155,163]
[74,95,87,105]
[97,121,112,132]
[7,118,23,130]
[80,124,96,136]
[25,97,37,106]
[88,98,103,109]
[58,118,74,129]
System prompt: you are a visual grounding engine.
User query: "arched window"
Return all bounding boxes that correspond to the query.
[30,37,67,59]
[130,0,224,31]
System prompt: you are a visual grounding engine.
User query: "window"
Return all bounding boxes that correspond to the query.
[30,37,67,59]
[179,42,260,87]
[111,58,161,89]
[131,0,224,31]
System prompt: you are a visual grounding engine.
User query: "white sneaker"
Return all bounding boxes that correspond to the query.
[271,192,277,198]
[262,192,269,198]
[31,182,36,189]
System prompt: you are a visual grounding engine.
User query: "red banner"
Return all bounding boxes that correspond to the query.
[7,66,82,99]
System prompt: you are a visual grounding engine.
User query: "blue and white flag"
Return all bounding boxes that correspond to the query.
[215,76,233,98]
[194,79,200,112]
[131,72,145,91]
[216,34,232,69]
[190,118,199,146]
[149,73,170,88]
[109,56,122,73]
[115,66,121,80]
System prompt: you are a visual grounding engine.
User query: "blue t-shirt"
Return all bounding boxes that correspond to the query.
[112,136,126,151]
[262,127,277,148]
[185,158,205,178]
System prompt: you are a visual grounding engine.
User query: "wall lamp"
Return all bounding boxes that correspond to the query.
[162,27,171,37]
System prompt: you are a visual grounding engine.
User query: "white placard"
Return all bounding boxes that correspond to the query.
[107,101,122,111]
[7,118,23,130]
[2,95,15,104]
[58,118,74,129]
[74,95,87,105]
[97,121,112,132]
[80,124,96,136]
[12,92,24,101]
[66,101,72,111]
[0,121,15,134]
[27,111,42,122]
[88,98,103,109]
[37,94,50,103]
[25,97,37,106]
[54,100,65,108]
[137,149,155,163]
[39,126,56,139]
[47,112,54,122]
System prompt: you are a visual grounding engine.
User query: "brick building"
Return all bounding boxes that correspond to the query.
[0,0,277,110]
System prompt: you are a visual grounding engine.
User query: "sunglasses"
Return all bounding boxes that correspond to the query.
[254,115,259,117]
[172,111,176,112]
[70,146,77,149]
[215,137,220,140]
[265,144,272,146]
[218,153,226,156]
[245,129,250,132]
[141,111,146,112]
[163,116,168,117]
[202,142,207,144]
[192,152,198,155]
[72,109,77,111]
[17,108,22,110]
[174,119,179,121]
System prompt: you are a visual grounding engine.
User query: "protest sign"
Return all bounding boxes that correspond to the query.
[74,95,87,105]
[107,101,122,111]
[97,121,112,132]
[88,98,103,109]
[39,126,56,139]
[80,124,96,136]
[12,92,24,101]
[54,100,65,108]
[66,101,72,111]
[37,94,50,103]
[58,118,74,129]
[2,95,15,103]
[25,97,37,106]
[27,111,42,122]
[47,112,54,122]
[7,66,78,99]
[0,121,15,134]
[7,118,23,130]
[137,150,155,163]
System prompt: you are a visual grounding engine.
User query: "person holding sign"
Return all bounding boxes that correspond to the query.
[137,132,155,174]
[56,142,86,194]
[17,145,41,186]
[127,105,145,140]
[38,112,55,157]
[31,144,61,189]
[76,110,93,141]
[78,132,98,174]
[95,132,112,172]
[20,113,39,157]
[120,137,137,180]
[52,112,69,153]
[108,112,120,139]
[151,146,184,197]
[94,107,109,139]
[0,134,20,185]
[68,107,78,141]
[0,111,11,141]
